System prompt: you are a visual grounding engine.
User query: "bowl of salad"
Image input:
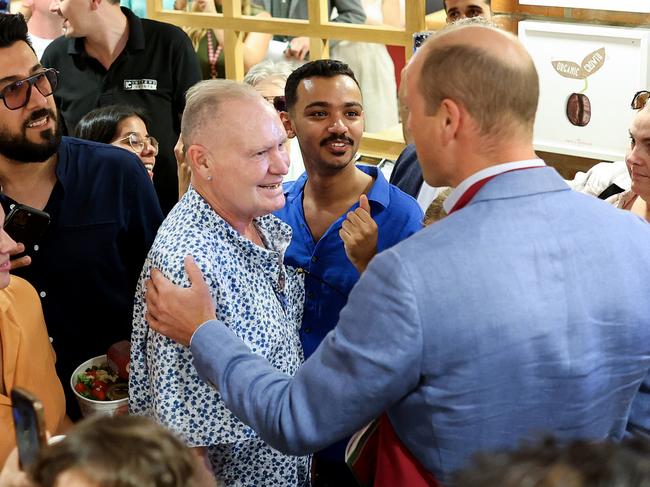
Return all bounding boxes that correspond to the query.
[70,355,129,417]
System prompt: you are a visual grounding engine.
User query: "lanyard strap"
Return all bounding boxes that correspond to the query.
[448,166,541,214]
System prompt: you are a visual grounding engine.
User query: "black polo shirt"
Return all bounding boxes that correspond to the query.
[1,137,164,419]
[41,8,201,215]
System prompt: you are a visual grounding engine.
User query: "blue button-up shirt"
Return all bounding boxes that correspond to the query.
[274,165,423,359]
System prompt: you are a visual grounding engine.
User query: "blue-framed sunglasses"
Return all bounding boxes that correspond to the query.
[0,68,58,111]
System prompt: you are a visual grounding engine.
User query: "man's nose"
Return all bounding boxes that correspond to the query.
[271,147,289,175]
[49,0,60,13]
[25,84,50,111]
[328,117,347,134]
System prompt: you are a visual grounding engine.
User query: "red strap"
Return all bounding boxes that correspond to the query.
[374,414,441,487]
[448,166,541,214]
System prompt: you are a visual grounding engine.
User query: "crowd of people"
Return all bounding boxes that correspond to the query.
[2,0,650,486]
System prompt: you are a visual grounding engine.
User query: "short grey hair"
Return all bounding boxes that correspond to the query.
[243,60,297,88]
[181,79,260,145]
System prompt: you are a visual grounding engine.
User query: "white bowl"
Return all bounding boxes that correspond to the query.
[70,355,128,418]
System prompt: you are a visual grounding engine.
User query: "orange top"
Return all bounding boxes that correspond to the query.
[0,276,66,464]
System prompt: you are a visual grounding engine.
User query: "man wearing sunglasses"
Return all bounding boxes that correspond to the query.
[0,14,163,419]
[41,0,200,215]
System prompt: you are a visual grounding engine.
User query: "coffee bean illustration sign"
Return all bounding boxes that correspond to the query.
[552,48,605,127]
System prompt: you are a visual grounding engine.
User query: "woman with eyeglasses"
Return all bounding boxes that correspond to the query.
[74,105,157,180]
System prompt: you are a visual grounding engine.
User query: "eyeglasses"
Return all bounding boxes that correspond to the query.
[631,90,650,110]
[0,69,58,110]
[113,133,159,155]
[264,95,287,113]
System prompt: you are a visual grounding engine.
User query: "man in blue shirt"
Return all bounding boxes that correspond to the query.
[273,60,422,485]
[0,15,163,419]
[145,24,650,485]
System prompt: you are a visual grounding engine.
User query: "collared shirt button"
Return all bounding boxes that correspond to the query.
[307,292,315,299]
[311,256,318,263]
[39,291,47,298]
[304,327,312,334]
[33,244,39,251]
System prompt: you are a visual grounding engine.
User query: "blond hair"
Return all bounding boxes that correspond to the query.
[181,79,260,145]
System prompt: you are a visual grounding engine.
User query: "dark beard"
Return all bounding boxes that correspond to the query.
[0,108,61,163]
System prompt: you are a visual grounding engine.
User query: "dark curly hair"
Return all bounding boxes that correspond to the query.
[284,59,360,113]
[0,13,34,53]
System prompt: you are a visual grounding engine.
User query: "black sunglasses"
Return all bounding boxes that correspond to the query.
[631,90,650,110]
[264,95,287,113]
[0,69,58,111]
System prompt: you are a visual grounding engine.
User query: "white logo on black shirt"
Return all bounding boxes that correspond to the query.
[124,79,158,91]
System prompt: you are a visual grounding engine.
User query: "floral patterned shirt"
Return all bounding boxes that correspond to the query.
[129,187,308,486]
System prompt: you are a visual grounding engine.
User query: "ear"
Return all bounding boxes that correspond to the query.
[280,111,296,139]
[186,144,214,183]
[438,98,461,146]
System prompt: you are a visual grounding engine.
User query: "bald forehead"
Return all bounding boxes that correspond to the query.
[413,25,532,76]
[433,25,521,56]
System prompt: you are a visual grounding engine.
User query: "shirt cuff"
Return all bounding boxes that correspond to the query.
[189,319,216,348]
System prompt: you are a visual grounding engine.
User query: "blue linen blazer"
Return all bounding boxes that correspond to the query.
[191,166,650,485]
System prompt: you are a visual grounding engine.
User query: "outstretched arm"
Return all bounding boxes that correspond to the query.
[148,249,424,455]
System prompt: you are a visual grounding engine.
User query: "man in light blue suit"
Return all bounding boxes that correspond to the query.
[145,23,650,485]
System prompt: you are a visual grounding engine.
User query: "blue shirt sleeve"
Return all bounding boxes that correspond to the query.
[190,247,423,455]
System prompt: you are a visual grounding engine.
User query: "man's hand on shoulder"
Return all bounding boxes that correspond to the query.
[146,255,216,346]
[339,194,378,274]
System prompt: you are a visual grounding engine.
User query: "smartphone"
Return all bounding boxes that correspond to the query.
[4,204,51,246]
[11,388,47,469]
[0,0,9,13]
[413,31,433,53]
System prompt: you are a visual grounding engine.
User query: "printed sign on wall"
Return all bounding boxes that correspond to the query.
[519,21,650,160]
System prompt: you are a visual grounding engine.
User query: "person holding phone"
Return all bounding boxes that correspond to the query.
[0,14,163,420]
[0,204,66,466]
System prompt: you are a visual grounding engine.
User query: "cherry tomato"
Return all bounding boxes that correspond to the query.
[74,383,88,394]
[92,380,108,391]
[91,386,107,401]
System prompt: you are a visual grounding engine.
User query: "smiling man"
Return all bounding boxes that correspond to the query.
[272,59,422,485]
[41,0,200,214]
[129,80,309,486]
[0,14,163,419]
